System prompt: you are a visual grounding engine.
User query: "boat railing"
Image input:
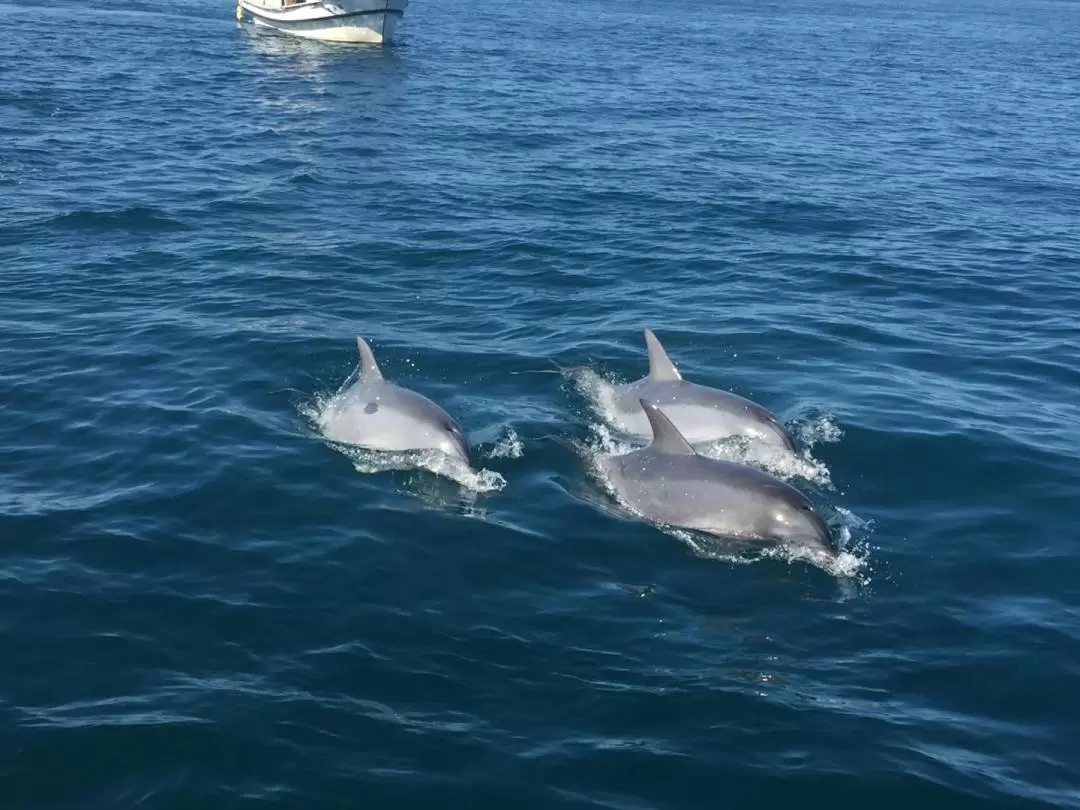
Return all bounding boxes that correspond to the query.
[248,0,324,9]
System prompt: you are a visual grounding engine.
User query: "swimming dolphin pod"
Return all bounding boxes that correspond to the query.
[320,337,470,464]
[598,399,836,558]
[610,329,798,453]
[318,330,843,562]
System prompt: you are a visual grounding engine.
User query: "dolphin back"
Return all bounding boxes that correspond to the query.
[601,450,773,538]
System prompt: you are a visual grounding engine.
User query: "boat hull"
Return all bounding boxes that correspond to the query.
[238,0,407,44]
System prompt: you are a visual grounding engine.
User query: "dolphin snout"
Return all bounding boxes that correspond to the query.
[764,418,798,454]
[805,508,837,556]
[774,428,798,454]
[450,436,470,464]
[744,404,798,454]
[441,423,471,464]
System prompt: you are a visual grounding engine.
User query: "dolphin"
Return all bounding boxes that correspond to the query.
[320,337,470,464]
[609,329,798,453]
[597,399,836,557]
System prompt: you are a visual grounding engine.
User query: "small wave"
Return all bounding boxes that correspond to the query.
[46,206,189,233]
[298,392,506,494]
[289,170,321,185]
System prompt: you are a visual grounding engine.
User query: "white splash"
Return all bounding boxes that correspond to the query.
[571,367,633,433]
[484,426,525,460]
[792,411,844,448]
[342,445,506,492]
[692,436,833,490]
[664,522,870,583]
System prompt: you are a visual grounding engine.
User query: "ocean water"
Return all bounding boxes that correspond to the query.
[2,0,1079,806]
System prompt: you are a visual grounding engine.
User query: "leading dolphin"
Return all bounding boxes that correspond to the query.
[597,399,836,557]
[320,337,470,464]
[609,329,798,453]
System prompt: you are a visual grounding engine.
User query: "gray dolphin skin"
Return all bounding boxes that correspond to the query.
[321,337,470,463]
[610,329,798,453]
[598,399,836,556]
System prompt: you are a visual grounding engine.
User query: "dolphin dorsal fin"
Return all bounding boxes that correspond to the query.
[640,399,695,455]
[356,337,384,382]
[644,329,681,382]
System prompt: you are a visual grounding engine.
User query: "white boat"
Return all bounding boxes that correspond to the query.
[235,0,409,44]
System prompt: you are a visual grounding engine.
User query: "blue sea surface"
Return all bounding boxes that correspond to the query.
[3,0,1080,807]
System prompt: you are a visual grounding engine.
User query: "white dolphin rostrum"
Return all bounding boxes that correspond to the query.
[320,337,470,464]
[597,399,836,557]
[609,329,798,453]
